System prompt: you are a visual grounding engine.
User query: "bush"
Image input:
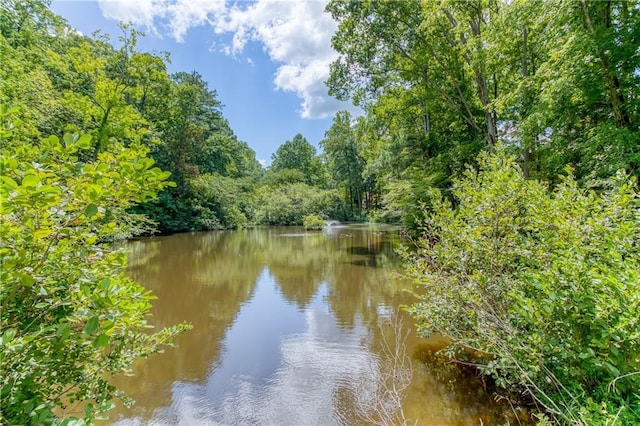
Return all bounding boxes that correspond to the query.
[405,149,640,424]
[255,183,346,226]
[0,131,189,424]
[188,174,254,230]
[302,214,326,230]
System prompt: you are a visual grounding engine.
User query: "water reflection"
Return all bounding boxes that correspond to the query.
[107,225,516,425]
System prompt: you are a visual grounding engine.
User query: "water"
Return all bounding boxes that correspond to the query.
[101,225,517,425]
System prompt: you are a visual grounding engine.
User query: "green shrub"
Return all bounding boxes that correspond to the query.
[188,174,254,230]
[405,149,640,424]
[0,131,189,424]
[303,214,326,230]
[255,183,346,226]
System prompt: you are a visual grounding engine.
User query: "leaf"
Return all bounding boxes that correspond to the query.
[84,316,99,335]
[44,135,60,148]
[85,204,98,218]
[56,324,70,339]
[2,328,16,344]
[1,176,18,189]
[63,133,78,146]
[92,334,109,349]
[20,274,35,287]
[84,403,94,418]
[34,229,53,240]
[21,174,39,188]
[76,134,92,149]
[604,361,620,377]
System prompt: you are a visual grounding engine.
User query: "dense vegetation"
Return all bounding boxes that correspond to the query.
[323,0,639,423]
[1,0,638,424]
[405,151,639,423]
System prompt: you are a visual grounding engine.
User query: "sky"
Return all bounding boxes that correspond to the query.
[50,0,359,166]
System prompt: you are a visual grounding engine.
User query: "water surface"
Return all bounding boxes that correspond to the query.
[105,225,515,425]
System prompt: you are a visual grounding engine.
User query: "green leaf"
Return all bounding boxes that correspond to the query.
[84,316,99,335]
[63,133,78,146]
[100,278,111,292]
[22,174,39,188]
[20,274,35,287]
[2,328,16,344]
[92,334,109,349]
[34,229,52,239]
[85,204,98,218]
[1,176,18,189]
[76,134,92,149]
[44,135,60,148]
[56,324,70,339]
[604,361,620,377]
[84,403,94,418]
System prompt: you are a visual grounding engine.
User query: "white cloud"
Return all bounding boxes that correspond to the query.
[98,0,226,41]
[165,0,226,42]
[97,0,356,119]
[274,60,349,119]
[98,0,163,34]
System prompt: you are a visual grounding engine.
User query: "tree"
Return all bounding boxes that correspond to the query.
[321,111,365,217]
[136,71,263,233]
[519,0,640,183]
[0,122,189,424]
[325,0,492,223]
[269,134,326,187]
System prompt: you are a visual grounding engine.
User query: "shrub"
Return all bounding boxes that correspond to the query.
[255,183,346,226]
[303,214,326,230]
[188,174,254,230]
[405,149,640,424]
[0,131,189,424]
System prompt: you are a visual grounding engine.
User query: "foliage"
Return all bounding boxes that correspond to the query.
[135,71,263,233]
[326,0,639,222]
[321,111,367,218]
[255,183,346,226]
[188,174,255,230]
[269,134,327,187]
[261,168,307,187]
[302,214,326,231]
[0,2,263,235]
[405,149,640,424]
[0,128,190,424]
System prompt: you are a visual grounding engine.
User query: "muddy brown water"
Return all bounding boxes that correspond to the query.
[97,225,519,425]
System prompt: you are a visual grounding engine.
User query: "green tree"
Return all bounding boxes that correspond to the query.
[188,174,256,230]
[518,0,639,183]
[321,111,365,218]
[0,123,189,424]
[325,0,490,224]
[269,134,326,187]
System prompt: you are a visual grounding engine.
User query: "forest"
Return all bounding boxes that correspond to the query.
[1,0,639,424]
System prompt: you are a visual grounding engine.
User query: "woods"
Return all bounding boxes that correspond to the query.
[323,0,639,422]
[1,0,639,424]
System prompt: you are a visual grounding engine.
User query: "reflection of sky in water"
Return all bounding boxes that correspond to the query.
[114,269,381,426]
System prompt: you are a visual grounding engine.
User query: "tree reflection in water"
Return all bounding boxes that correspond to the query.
[106,226,518,425]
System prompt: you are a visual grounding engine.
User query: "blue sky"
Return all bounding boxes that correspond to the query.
[50,0,358,166]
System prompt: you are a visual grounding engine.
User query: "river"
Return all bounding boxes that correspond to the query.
[105,224,517,425]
